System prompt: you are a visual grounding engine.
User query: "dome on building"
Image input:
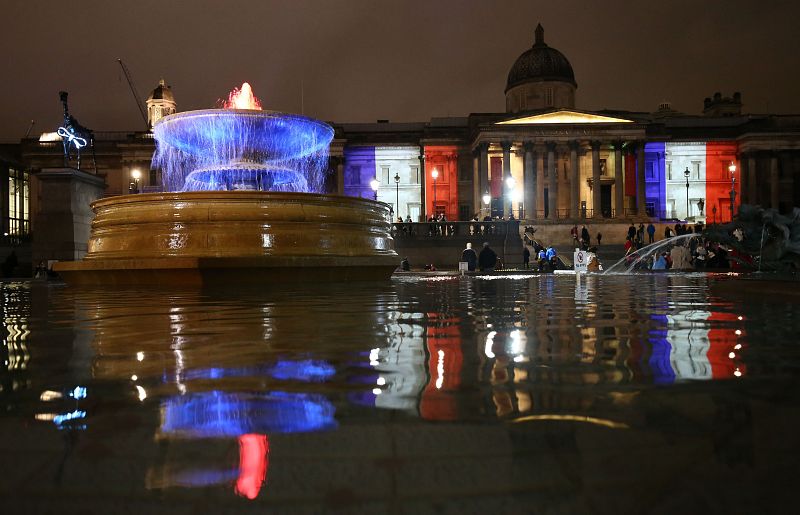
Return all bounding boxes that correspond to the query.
[147,79,174,103]
[505,24,576,93]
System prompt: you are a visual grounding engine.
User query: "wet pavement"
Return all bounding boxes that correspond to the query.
[1,273,798,513]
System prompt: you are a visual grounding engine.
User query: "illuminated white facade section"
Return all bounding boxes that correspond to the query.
[665,143,706,219]
[373,146,422,221]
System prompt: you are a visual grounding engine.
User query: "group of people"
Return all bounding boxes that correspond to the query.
[570,225,602,250]
[460,242,502,272]
[629,236,739,271]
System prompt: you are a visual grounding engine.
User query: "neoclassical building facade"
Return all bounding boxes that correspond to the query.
[5,23,800,248]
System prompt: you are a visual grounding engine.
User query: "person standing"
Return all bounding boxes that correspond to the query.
[627,224,636,241]
[636,224,645,247]
[522,245,531,269]
[646,223,656,244]
[461,242,478,272]
[478,242,498,272]
[570,225,579,246]
[580,225,590,250]
[596,231,602,247]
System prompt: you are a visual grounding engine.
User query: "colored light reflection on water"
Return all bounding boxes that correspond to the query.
[3,274,799,511]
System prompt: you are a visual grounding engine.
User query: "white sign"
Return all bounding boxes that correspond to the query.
[458,261,469,273]
[573,250,588,272]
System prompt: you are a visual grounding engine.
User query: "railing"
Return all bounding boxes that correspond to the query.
[392,220,519,238]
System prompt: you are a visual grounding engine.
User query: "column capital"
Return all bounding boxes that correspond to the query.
[568,140,581,151]
[590,140,602,151]
[523,140,536,153]
[611,140,625,151]
[476,141,490,153]
[545,141,558,152]
[501,140,513,152]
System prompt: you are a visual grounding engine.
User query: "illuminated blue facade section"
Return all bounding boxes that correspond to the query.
[644,142,667,218]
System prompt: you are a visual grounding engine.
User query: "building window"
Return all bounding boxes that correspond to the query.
[381,166,390,184]
[6,168,30,240]
[692,161,700,179]
[149,168,158,186]
[410,166,419,184]
[544,87,554,107]
[600,159,607,176]
[666,161,672,180]
[645,162,655,179]
[459,204,471,221]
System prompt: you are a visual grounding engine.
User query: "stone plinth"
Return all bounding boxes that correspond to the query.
[32,167,106,266]
[54,191,398,286]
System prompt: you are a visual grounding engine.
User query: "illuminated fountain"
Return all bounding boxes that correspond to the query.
[55,83,398,285]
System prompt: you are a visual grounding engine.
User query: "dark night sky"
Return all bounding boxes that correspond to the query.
[2,0,799,141]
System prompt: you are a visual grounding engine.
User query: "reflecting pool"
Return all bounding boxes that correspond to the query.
[1,273,798,513]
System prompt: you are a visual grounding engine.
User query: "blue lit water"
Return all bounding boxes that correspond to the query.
[1,273,798,513]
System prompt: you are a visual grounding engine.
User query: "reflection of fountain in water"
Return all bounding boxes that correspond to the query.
[603,234,700,274]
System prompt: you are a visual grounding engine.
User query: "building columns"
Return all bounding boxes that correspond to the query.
[613,142,624,218]
[547,142,557,219]
[419,151,426,220]
[739,155,748,205]
[334,156,345,195]
[770,153,780,209]
[636,142,646,216]
[501,141,512,218]
[523,141,536,220]
[748,154,757,207]
[569,141,580,218]
[591,141,601,218]
[478,143,489,218]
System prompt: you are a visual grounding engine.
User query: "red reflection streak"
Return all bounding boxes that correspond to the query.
[421,314,463,421]
[707,312,746,379]
[235,434,269,500]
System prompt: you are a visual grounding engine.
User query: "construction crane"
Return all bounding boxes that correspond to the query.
[116,58,149,129]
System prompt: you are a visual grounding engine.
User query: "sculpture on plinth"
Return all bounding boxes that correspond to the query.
[58,91,96,172]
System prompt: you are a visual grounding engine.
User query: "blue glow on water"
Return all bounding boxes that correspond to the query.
[177,359,336,383]
[161,391,337,438]
[152,110,334,193]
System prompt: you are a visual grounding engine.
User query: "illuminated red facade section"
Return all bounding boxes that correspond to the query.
[705,142,739,222]
[424,146,459,219]
[420,314,463,421]
[625,152,637,197]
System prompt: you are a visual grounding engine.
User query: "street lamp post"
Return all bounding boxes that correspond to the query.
[394,172,400,219]
[370,177,379,201]
[683,167,691,220]
[482,190,491,219]
[131,169,141,194]
[728,162,737,222]
[431,168,439,216]
[505,176,515,219]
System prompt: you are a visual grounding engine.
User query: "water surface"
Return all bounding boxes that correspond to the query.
[1,273,798,513]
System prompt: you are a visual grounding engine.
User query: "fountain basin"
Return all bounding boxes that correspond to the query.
[54,191,398,286]
[153,109,334,162]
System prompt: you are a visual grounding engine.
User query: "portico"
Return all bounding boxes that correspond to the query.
[471,110,648,221]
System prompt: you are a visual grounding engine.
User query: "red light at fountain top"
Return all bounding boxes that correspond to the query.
[223,82,262,110]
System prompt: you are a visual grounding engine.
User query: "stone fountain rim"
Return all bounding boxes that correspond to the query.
[91,191,388,210]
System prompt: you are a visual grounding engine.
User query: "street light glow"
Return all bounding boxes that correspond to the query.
[505,176,515,188]
[431,168,439,180]
[131,169,142,180]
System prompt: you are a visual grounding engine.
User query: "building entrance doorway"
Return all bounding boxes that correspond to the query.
[601,185,612,217]
[543,187,549,218]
